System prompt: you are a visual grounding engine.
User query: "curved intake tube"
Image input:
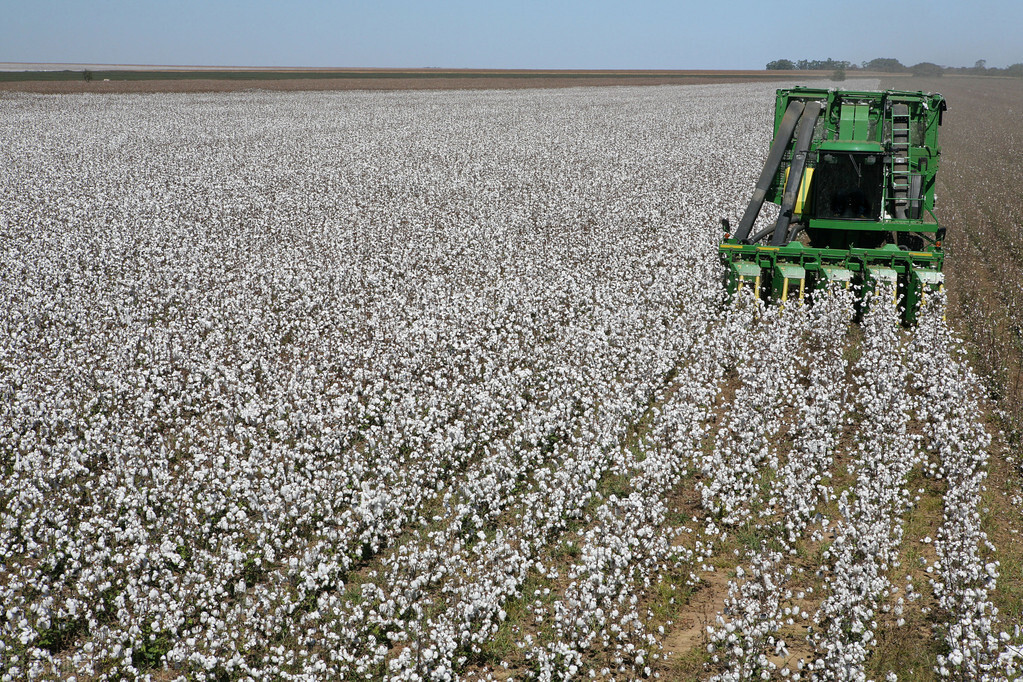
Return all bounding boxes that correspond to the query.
[732,100,805,243]
[771,101,822,246]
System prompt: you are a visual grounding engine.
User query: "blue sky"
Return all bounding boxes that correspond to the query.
[3,0,1021,70]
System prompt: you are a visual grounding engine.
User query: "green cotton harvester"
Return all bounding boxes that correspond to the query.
[719,86,947,323]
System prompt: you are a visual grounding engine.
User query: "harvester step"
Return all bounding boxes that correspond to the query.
[773,263,806,304]
[818,264,853,289]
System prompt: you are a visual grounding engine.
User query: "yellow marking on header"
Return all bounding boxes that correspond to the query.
[784,166,814,215]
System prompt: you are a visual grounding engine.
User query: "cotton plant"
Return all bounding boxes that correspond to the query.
[908,295,1020,679]
[697,298,812,526]
[706,286,855,680]
[799,287,918,680]
[527,295,729,679]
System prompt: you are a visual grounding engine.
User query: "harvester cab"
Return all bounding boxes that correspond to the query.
[718,87,947,323]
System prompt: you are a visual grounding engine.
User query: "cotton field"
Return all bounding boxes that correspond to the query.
[1,82,1021,681]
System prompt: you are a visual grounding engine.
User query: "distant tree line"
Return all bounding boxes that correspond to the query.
[766,58,851,71]
[766,57,1023,78]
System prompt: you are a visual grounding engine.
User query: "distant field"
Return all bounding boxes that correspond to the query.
[0,67,831,93]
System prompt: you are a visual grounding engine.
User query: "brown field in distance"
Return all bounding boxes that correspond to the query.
[0,67,827,94]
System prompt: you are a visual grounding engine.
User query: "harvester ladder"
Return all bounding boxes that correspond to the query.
[889,102,913,219]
